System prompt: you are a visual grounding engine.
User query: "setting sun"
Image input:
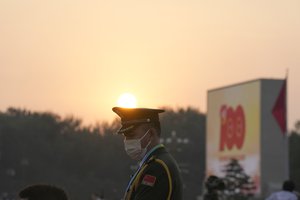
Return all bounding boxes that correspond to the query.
[117,93,137,108]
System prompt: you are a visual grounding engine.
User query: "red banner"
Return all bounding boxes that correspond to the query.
[272,80,287,135]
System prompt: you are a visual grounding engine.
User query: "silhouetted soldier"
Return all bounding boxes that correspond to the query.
[112,107,183,200]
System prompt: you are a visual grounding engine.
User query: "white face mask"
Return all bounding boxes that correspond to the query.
[124,129,151,160]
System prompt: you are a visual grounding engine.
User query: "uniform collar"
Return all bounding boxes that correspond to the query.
[139,144,164,166]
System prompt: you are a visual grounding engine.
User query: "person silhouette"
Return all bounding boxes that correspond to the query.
[266,180,297,200]
[18,184,68,200]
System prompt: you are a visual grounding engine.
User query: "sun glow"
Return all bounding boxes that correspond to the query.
[117,93,137,108]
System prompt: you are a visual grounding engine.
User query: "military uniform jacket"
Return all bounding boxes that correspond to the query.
[124,144,183,200]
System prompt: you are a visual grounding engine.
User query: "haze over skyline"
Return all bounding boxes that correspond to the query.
[1,0,300,129]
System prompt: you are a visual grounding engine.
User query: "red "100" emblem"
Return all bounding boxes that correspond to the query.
[219,105,246,151]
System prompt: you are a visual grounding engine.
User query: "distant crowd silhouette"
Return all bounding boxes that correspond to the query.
[6,178,297,200]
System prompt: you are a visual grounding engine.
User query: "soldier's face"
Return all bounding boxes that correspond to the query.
[123,125,151,148]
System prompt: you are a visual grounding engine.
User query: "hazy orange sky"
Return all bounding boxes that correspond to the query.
[1,0,300,129]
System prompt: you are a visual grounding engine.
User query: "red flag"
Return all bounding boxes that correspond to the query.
[272,80,287,134]
[141,174,156,187]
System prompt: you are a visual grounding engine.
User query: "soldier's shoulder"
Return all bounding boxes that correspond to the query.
[144,155,169,171]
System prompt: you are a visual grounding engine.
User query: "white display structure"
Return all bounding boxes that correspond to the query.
[206,79,288,198]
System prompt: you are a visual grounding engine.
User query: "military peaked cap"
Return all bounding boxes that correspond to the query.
[112,107,165,134]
